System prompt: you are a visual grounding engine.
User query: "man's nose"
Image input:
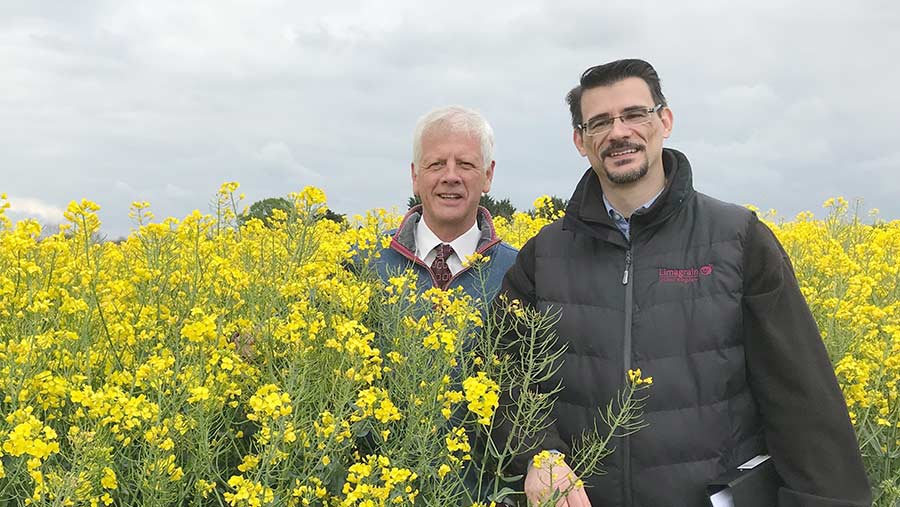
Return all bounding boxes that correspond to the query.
[441,162,463,182]
[607,116,633,138]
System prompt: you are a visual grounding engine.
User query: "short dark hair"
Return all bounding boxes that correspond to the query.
[566,59,667,129]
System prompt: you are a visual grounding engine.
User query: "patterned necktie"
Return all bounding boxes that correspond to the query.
[430,243,454,289]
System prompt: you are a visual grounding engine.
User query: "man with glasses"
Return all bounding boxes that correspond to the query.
[497,59,870,506]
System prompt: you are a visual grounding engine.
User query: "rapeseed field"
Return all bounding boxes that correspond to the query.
[0,187,896,506]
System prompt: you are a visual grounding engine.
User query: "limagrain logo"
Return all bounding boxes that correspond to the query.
[658,264,714,283]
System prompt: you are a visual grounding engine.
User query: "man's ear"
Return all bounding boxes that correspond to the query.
[482,160,495,194]
[573,129,588,157]
[660,107,674,139]
[410,162,419,195]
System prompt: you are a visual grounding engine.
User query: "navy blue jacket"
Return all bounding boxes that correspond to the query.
[371,205,517,305]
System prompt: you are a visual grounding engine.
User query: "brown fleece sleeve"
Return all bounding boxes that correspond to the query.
[743,216,872,507]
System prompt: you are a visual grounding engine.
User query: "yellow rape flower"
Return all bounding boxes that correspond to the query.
[101,467,118,490]
[462,372,500,425]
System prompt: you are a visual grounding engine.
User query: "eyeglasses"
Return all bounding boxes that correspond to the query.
[578,104,663,137]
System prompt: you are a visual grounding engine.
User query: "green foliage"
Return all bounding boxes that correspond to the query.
[242,197,345,226]
[240,197,293,227]
[479,194,516,220]
[321,209,346,224]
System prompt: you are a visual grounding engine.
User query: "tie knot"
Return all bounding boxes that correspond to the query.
[435,243,454,260]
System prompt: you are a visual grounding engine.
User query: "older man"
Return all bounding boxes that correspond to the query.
[366,106,519,505]
[372,105,517,302]
[497,59,871,507]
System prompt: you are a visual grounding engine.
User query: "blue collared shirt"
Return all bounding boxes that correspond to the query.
[602,187,665,241]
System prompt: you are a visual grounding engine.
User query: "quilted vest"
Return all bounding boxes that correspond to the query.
[532,149,764,507]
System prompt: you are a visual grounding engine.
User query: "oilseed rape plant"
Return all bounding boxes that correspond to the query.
[0,187,643,507]
[4,186,896,505]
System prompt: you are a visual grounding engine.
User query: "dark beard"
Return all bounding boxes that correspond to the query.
[604,159,648,184]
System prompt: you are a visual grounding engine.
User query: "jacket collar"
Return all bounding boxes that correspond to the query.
[390,205,500,260]
[562,148,695,243]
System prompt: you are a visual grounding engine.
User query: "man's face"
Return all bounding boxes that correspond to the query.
[411,128,494,240]
[573,77,673,186]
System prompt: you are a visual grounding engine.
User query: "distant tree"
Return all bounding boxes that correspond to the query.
[321,209,345,224]
[405,193,517,220]
[479,194,516,219]
[240,197,293,227]
[548,196,569,212]
[242,196,345,226]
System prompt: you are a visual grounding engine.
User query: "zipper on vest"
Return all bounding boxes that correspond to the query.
[622,247,634,507]
[622,249,632,285]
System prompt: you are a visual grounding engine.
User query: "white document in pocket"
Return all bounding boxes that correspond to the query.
[709,487,734,507]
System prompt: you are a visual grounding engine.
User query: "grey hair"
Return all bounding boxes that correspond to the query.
[412,105,494,173]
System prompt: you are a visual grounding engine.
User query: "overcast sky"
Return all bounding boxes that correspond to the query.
[2,0,898,237]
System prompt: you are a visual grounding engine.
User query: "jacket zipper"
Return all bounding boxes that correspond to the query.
[622,249,632,285]
[622,247,634,507]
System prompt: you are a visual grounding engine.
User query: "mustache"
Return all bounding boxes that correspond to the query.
[600,141,644,159]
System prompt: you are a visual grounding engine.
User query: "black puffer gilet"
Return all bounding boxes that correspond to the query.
[534,149,763,507]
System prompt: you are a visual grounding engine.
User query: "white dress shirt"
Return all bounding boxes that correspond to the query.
[415,218,481,276]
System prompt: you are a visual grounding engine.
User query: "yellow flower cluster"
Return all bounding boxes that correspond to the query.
[248,384,294,422]
[627,368,653,386]
[531,449,566,469]
[437,384,464,420]
[340,455,419,507]
[352,387,402,424]
[145,453,185,483]
[462,372,500,425]
[492,197,565,250]
[2,407,59,460]
[444,426,472,464]
[70,385,159,444]
[530,450,585,493]
[290,476,328,506]
[224,475,275,507]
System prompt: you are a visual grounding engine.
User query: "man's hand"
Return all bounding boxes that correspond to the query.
[524,453,591,507]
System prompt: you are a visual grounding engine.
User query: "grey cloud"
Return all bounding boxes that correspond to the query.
[254,141,321,179]
[1,0,898,237]
[6,195,65,222]
[164,183,193,199]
